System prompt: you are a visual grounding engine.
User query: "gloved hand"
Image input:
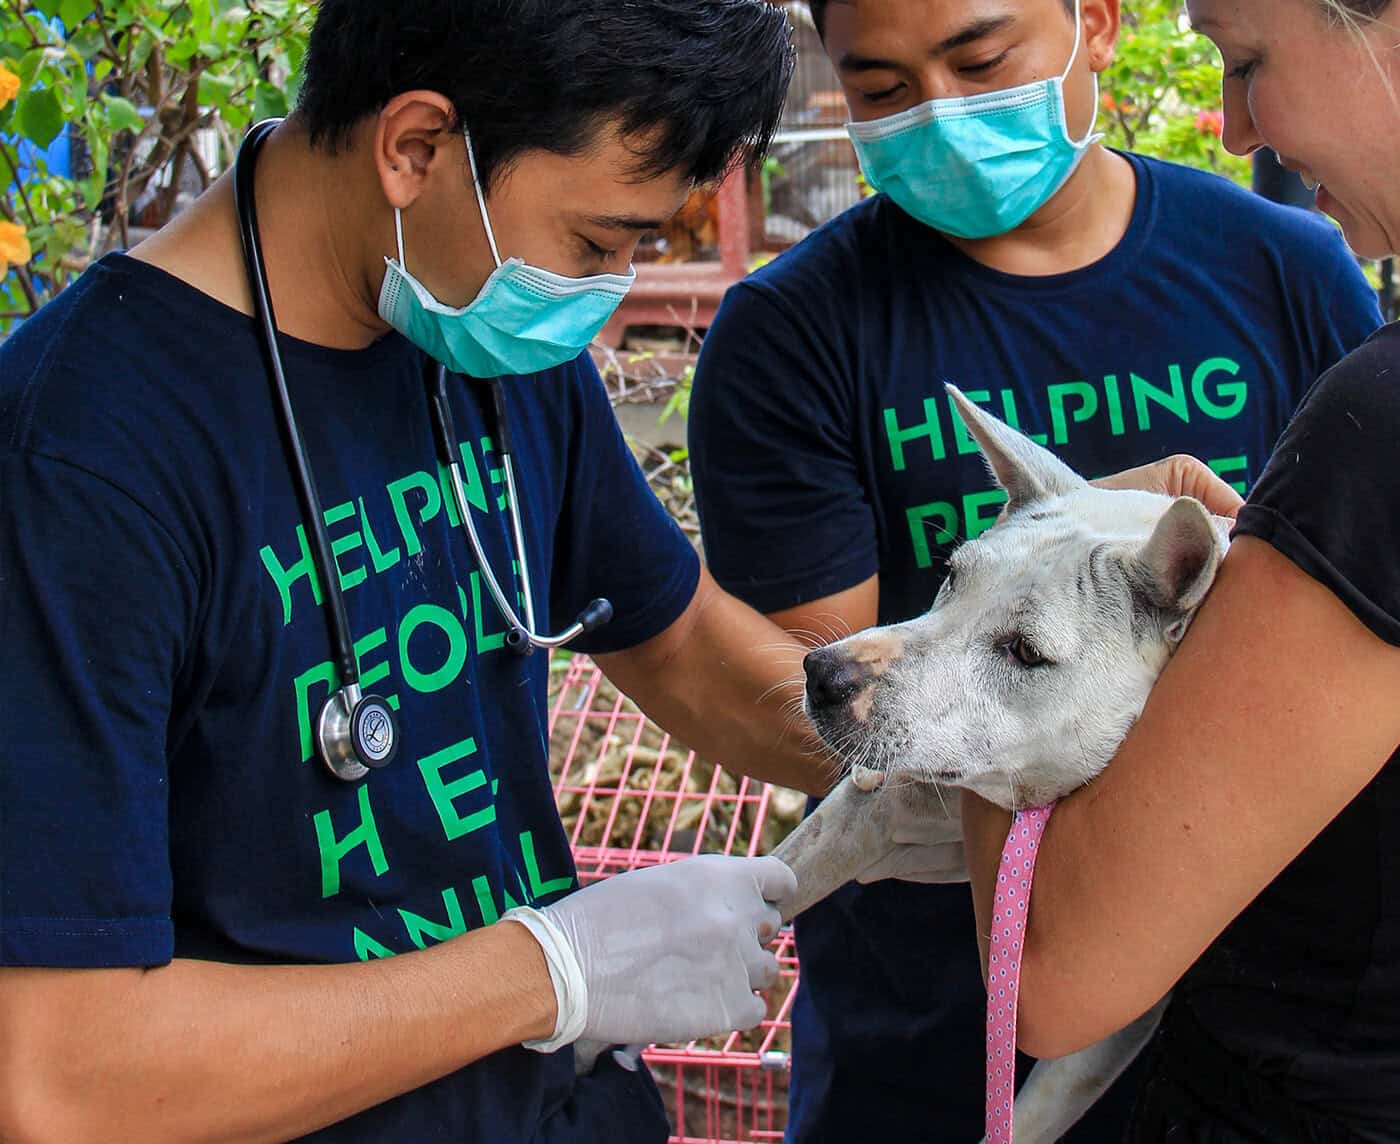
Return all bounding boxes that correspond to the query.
[852,768,968,886]
[505,854,795,1052]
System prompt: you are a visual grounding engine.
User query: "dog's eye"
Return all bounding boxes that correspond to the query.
[1006,635,1051,669]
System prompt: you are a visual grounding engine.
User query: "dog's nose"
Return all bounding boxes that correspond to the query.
[804,649,873,711]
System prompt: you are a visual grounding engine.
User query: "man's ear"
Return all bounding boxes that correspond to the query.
[946,384,1085,514]
[372,91,458,211]
[1083,0,1121,72]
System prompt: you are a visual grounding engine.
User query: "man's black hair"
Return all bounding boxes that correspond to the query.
[808,0,1077,38]
[297,0,795,190]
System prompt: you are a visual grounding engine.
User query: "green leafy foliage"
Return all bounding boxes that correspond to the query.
[1,0,313,330]
[1098,1,1249,184]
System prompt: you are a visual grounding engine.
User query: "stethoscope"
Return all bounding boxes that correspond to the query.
[233,119,612,782]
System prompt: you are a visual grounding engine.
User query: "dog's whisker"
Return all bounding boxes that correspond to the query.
[933,782,952,817]
[780,713,808,743]
[920,517,967,547]
[758,674,805,705]
[752,638,811,653]
[808,614,850,644]
[752,643,813,665]
[783,628,831,650]
[889,768,919,791]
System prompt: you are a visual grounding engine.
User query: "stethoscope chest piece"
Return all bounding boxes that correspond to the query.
[317,683,400,782]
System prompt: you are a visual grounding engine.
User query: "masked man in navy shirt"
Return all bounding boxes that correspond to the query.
[689,0,1382,1140]
[0,3,889,1141]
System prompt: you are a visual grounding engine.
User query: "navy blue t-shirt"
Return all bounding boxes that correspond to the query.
[0,254,699,1141]
[689,153,1381,1143]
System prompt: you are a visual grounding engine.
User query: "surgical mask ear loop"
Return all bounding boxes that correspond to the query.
[391,128,504,279]
[1058,0,1102,148]
[1061,0,1085,83]
[464,127,504,270]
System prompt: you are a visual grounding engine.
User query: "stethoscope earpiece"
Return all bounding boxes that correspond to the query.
[579,598,614,633]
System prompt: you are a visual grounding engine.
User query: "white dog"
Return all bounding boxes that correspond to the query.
[773,385,1229,1143]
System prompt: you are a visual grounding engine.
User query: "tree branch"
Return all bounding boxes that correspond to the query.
[89,0,121,67]
[1,143,40,229]
[5,0,43,49]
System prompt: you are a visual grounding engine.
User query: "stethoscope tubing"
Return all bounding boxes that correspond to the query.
[234,119,361,689]
[428,366,604,651]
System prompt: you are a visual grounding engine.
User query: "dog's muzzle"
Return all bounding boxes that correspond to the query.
[803,648,873,712]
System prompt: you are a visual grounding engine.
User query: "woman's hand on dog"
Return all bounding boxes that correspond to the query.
[1091,454,1244,521]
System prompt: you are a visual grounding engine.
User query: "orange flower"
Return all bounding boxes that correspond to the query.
[0,65,19,110]
[0,221,32,269]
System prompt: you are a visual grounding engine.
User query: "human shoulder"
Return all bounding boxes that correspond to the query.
[1286,323,1400,442]
[1235,322,1400,645]
[0,255,278,579]
[1,254,253,457]
[742,194,911,306]
[700,196,906,376]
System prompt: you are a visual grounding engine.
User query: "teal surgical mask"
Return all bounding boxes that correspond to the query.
[847,0,1103,240]
[378,128,635,378]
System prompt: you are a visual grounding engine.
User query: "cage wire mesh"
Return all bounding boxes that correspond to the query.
[762,2,863,251]
[548,654,807,1144]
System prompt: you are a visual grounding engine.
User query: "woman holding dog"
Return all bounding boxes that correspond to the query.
[964,0,1400,1138]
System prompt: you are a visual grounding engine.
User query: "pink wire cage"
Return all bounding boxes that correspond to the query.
[547,654,801,1144]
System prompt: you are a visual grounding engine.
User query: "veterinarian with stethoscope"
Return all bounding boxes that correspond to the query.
[960,1,1400,1137]
[0,3,918,1140]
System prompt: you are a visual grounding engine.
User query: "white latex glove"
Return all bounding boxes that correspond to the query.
[853,768,968,886]
[505,854,794,1052]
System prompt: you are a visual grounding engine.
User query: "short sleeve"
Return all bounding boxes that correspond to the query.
[689,280,876,614]
[0,451,195,967]
[549,358,700,656]
[1233,327,1400,646]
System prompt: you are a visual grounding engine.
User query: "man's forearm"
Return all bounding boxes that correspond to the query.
[596,568,840,795]
[0,920,555,1143]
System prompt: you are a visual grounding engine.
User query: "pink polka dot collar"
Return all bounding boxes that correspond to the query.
[985,802,1057,1144]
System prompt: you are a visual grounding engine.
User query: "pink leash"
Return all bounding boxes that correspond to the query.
[985,802,1057,1144]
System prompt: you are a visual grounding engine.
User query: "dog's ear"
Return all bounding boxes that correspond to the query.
[946,385,1084,512]
[1130,497,1226,631]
